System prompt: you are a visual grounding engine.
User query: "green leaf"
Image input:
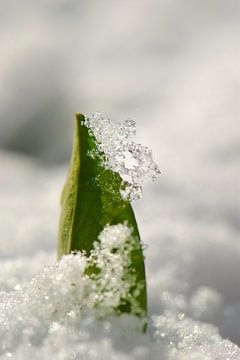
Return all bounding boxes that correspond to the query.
[58,113,147,317]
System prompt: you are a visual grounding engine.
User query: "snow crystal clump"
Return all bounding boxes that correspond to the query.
[83,112,160,201]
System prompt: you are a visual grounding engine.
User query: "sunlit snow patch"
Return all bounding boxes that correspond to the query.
[83,112,161,201]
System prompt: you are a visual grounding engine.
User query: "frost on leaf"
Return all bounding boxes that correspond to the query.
[86,223,143,316]
[83,112,161,201]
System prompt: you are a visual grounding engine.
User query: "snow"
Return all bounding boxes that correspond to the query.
[0,150,240,359]
[0,224,142,356]
[84,112,160,201]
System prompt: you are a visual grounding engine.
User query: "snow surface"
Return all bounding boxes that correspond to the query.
[0,150,240,359]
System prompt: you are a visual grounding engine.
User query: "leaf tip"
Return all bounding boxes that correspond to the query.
[75,113,85,122]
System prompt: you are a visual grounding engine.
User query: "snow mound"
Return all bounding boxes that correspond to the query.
[1,255,240,359]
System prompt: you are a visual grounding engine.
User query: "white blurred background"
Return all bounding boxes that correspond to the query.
[1,0,240,347]
[1,1,240,164]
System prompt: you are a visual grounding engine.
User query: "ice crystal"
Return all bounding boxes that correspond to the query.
[83,112,160,201]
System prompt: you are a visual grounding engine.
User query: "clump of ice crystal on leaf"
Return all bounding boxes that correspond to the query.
[83,112,161,201]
